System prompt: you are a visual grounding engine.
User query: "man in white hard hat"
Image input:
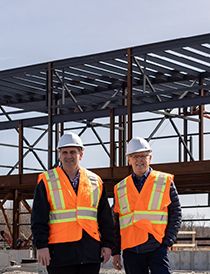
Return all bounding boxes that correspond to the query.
[112,137,182,274]
[31,132,114,274]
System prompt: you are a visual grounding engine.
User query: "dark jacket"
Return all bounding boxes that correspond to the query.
[112,170,182,255]
[31,169,114,267]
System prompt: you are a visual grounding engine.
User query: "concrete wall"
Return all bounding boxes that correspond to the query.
[104,251,210,271]
[1,250,210,271]
[169,251,210,271]
[0,250,32,268]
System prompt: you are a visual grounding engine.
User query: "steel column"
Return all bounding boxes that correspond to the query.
[18,120,23,176]
[199,78,204,161]
[55,97,60,164]
[12,189,18,249]
[118,116,122,166]
[110,108,115,167]
[18,120,23,239]
[183,107,188,161]
[47,62,53,169]
[122,87,127,166]
[127,48,133,141]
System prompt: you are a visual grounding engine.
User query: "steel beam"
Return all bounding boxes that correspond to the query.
[199,78,204,161]
[127,48,133,141]
[47,63,53,169]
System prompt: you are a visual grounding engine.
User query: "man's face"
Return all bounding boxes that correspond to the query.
[59,147,83,172]
[128,151,152,178]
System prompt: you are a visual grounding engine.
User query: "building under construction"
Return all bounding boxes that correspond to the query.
[0,33,210,249]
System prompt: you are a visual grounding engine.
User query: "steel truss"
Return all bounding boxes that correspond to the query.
[0,33,210,248]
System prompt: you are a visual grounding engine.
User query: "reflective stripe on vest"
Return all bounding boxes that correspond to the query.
[119,211,168,229]
[46,168,100,224]
[117,178,131,215]
[148,172,168,210]
[87,171,100,208]
[117,172,170,230]
[45,169,65,210]
[48,207,97,224]
[49,209,77,224]
[77,206,97,220]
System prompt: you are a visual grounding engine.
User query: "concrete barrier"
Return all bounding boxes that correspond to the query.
[0,250,32,268]
[104,251,210,271]
[169,250,210,271]
[1,250,210,271]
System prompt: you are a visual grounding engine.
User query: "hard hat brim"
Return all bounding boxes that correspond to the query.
[57,144,85,151]
[126,148,152,156]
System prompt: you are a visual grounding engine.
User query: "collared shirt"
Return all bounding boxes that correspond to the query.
[61,166,80,193]
[132,167,151,193]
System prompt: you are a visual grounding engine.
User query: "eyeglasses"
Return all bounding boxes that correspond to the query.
[129,154,150,160]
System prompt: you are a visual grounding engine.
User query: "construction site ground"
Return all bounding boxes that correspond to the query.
[1,263,210,274]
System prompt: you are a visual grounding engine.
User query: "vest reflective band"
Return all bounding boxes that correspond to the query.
[148,172,167,210]
[87,172,100,208]
[117,172,170,230]
[45,168,100,224]
[117,178,131,215]
[49,209,77,224]
[45,169,65,210]
[117,172,170,216]
[77,207,97,220]
[119,211,168,229]
[48,207,97,223]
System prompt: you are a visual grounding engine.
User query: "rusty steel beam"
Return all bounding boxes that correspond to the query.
[0,193,12,207]
[1,206,13,237]
[91,161,210,197]
[199,78,204,161]
[48,62,53,170]
[127,48,133,141]
[118,116,123,167]
[0,161,210,199]
[110,108,115,167]
[21,198,32,213]
[12,189,18,249]
[122,88,127,166]
[183,108,188,162]
[19,120,23,176]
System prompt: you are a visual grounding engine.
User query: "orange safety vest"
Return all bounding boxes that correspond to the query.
[114,170,173,250]
[38,166,103,244]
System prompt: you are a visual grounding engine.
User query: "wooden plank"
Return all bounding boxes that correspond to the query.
[178,231,196,235]
[172,244,196,247]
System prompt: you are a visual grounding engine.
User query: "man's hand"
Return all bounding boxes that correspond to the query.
[112,254,122,270]
[100,247,111,265]
[37,247,51,266]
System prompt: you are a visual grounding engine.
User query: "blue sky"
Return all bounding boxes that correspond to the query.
[1,0,210,70]
[1,0,210,221]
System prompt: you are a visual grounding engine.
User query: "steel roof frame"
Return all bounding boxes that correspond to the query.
[0,33,209,123]
[0,33,210,248]
[0,32,209,172]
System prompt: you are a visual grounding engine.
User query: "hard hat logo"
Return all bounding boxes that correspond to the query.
[126,137,152,156]
[57,132,85,151]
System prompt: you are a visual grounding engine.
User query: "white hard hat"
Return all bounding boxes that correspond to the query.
[57,132,84,151]
[126,137,152,156]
